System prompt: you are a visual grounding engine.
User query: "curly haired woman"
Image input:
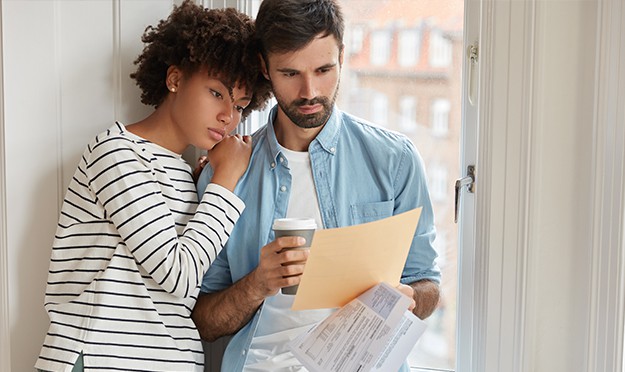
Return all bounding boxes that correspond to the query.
[35,2,271,371]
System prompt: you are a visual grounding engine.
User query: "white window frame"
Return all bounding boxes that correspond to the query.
[586,1,625,371]
[458,1,625,372]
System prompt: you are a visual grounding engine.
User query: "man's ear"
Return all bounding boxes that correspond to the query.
[339,46,345,67]
[166,65,182,92]
[259,54,270,81]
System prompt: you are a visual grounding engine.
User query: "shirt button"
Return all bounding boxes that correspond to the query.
[279,157,284,163]
[270,162,276,168]
[330,147,336,153]
[280,185,287,192]
[241,350,246,355]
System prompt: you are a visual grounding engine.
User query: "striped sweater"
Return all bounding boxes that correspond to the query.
[35,122,244,372]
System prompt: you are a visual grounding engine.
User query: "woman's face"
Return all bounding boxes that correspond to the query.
[168,67,251,151]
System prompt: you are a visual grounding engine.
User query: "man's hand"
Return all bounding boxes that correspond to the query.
[396,283,416,312]
[192,235,310,342]
[248,236,310,299]
[408,279,441,319]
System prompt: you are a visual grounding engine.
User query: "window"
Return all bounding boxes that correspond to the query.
[431,99,451,137]
[238,1,464,371]
[370,29,392,66]
[349,25,365,54]
[399,96,417,133]
[429,164,448,202]
[429,29,453,68]
[372,92,389,127]
[341,3,461,370]
[398,29,421,67]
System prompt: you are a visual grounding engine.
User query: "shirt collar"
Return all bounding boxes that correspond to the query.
[264,104,341,162]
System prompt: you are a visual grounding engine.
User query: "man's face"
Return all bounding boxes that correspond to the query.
[263,35,343,129]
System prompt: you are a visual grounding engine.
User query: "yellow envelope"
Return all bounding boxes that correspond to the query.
[292,207,422,310]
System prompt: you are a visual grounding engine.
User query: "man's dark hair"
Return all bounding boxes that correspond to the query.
[255,0,345,58]
[130,0,271,118]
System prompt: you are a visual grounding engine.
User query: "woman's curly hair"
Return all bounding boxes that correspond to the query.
[130,1,272,118]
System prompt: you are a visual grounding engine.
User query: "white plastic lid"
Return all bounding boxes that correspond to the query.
[272,218,317,230]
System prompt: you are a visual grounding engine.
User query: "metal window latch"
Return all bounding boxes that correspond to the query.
[467,43,478,106]
[454,165,475,223]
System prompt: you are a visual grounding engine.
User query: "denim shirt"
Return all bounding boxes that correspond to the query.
[197,105,440,372]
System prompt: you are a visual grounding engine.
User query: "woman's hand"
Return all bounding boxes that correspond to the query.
[207,134,252,191]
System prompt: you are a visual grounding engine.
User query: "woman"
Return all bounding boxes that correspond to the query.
[35,1,271,371]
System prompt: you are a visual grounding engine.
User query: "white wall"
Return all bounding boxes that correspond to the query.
[0,1,623,372]
[0,1,175,370]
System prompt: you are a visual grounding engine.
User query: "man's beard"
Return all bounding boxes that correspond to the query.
[275,85,339,129]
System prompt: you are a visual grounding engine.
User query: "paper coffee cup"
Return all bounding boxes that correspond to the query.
[272,218,317,295]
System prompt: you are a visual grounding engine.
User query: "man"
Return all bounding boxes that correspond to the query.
[192,0,441,370]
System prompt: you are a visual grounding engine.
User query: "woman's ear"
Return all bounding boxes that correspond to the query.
[166,65,182,92]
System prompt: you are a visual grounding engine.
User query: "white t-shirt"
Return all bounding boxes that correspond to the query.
[244,147,334,371]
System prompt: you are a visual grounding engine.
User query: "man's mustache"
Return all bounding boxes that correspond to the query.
[293,97,328,107]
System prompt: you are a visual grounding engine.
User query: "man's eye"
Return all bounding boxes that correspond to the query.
[235,105,245,113]
[211,90,223,99]
[283,72,297,77]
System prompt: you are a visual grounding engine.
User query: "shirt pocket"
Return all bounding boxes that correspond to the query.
[350,200,394,225]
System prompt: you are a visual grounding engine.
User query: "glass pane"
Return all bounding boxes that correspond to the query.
[339,1,463,370]
[242,0,463,370]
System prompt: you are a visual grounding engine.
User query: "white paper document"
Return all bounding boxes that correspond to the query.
[289,282,427,372]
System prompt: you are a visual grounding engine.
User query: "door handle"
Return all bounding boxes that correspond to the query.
[454,165,475,223]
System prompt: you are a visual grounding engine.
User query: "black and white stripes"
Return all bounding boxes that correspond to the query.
[36,122,244,372]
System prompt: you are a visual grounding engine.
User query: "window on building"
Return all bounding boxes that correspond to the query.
[372,92,389,127]
[349,25,365,54]
[429,29,453,67]
[431,99,451,137]
[398,29,421,67]
[399,96,417,133]
[370,29,391,66]
[429,164,449,201]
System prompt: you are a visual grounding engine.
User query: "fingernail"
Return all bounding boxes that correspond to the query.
[298,237,306,245]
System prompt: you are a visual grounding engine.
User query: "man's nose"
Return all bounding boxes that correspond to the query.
[299,75,318,100]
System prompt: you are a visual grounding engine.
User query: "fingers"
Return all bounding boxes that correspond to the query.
[229,133,250,141]
[396,283,416,311]
[254,237,310,296]
[196,155,208,168]
[265,236,307,253]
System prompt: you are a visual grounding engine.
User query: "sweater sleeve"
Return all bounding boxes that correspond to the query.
[84,136,244,298]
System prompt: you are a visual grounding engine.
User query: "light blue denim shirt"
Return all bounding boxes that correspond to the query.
[197,105,440,372]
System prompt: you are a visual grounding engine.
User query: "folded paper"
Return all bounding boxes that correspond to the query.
[292,207,422,310]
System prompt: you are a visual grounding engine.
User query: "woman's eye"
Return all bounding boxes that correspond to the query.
[235,105,245,113]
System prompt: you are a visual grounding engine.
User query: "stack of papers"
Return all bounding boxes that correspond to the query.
[287,208,428,371]
[289,282,427,372]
